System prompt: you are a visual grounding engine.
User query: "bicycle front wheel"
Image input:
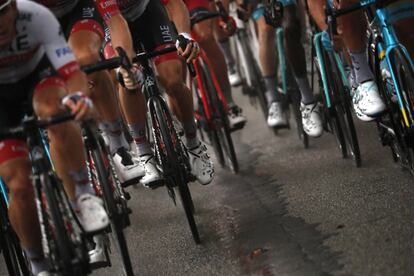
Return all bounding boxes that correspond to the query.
[88,134,134,276]
[150,97,201,244]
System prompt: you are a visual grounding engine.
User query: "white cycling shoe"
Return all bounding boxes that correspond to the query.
[139,154,162,188]
[267,101,289,128]
[353,81,386,117]
[187,142,214,185]
[77,194,109,233]
[300,102,323,137]
[38,272,52,276]
[227,105,247,130]
[228,70,242,87]
[113,147,145,185]
[352,87,376,122]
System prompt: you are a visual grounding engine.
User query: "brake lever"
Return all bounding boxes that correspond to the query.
[177,35,196,78]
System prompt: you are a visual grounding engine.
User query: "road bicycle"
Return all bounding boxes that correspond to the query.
[189,5,240,173]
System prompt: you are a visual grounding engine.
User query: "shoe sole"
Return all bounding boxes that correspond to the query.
[230,121,247,132]
[143,179,165,189]
[121,176,143,188]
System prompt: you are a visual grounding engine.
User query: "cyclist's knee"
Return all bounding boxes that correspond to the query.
[32,82,67,119]
[257,18,275,43]
[158,63,186,95]
[1,159,33,202]
[68,32,102,66]
[193,20,215,45]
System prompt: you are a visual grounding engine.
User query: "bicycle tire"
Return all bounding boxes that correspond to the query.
[287,70,310,149]
[192,76,226,168]
[150,97,200,244]
[314,54,348,158]
[0,197,30,276]
[368,35,407,165]
[199,59,239,173]
[42,175,81,276]
[88,132,134,276]
[328,54,361,167]
[236,31,269,119]
[390,48,414,174]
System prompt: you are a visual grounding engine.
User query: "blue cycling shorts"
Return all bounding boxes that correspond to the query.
[252,0,297,21]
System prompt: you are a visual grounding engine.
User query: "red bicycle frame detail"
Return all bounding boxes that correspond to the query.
[191,48,230,128]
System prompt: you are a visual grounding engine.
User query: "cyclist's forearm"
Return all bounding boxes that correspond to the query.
[165,0,192,34]
[107,15,136,60]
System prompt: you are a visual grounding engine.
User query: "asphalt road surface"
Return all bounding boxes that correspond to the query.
[2,88,414,276]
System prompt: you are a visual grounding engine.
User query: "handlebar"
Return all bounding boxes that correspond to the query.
[327,0,378,18]
[81,46,196,78]
[0,112,75,140]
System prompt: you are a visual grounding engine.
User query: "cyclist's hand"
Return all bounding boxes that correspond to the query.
[236,4,252,22]
[218,16,237,36]
[117,63,144,90]
[264,1,283,28]
[176,33,199,63]
[61,92,95,121]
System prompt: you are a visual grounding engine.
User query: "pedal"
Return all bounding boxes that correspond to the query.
[120,177,141,188]
[123,191,131,200]
[230,120,246,132]
[272,124,290,130]
[83,224,110,238]
[145,179,165,190]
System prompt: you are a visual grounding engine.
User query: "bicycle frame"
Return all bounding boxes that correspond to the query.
[369,2,414,127]
[276,28,288,94]
[192,48,230,125]
[0,178,8,206]
[313,32,351,108]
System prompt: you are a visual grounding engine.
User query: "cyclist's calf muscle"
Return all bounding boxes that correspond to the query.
[0,158,41,249]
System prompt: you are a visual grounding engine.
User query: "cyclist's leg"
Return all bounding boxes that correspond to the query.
[0,157,48,275]
[255,8,289,127]
[189,4,246,128]
[338,0,385,116]
[283,3,323,137]
[63,1,143,182]
[151,0,214,184]
[32,80,88,200]
[0,93,45,274]
[217,0,242,86]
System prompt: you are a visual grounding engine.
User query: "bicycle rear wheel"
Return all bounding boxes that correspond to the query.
[192,76,226,168]
[314,54,348,158]
[199,59,239,173]
[328,54,361,167]
[235,30,269,119]
[150,97,200,244]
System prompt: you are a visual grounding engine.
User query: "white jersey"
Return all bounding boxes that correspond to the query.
[0,0,78,84]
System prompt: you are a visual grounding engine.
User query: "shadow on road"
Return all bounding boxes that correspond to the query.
[210,143,345,275]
